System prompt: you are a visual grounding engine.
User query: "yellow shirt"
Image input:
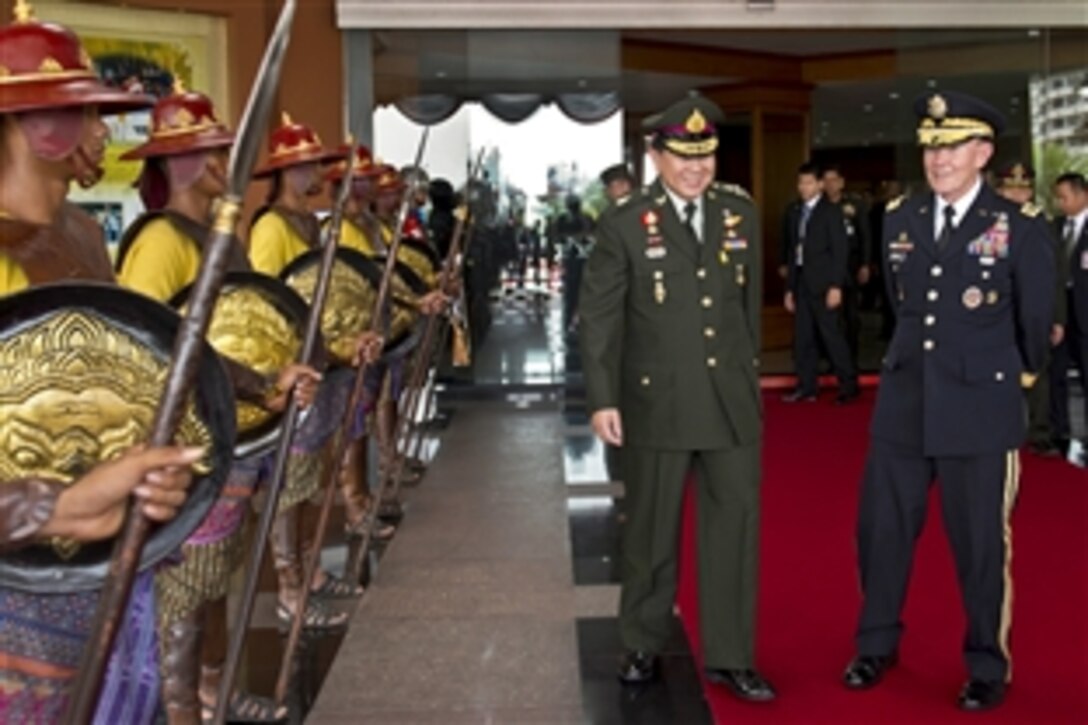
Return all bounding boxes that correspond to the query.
[117,217,202,302]
[249,211,311,277]
[338,217,379,258]
[0,253,30,295]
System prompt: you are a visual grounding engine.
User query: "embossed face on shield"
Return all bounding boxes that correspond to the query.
[0,310,213,557]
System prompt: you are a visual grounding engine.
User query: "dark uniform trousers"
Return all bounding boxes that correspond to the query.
[619,443,760,670]
[856,440,1019,683]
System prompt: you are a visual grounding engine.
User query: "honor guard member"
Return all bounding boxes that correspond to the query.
[0,3,202,720]
[844,92,1055,711]
[1050,172,1088,459]
[600,163,636,206]
[251,115,361,633]
[580,92,774,702]
[995,161,1036,206]
[995,162,1058,455]
[116,86,326,723]
[321,145,398,541]
[822,164,873,363]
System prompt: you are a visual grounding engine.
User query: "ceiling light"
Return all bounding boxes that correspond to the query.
[888,92,900,100]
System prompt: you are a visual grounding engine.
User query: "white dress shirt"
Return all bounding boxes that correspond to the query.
[933,176,983,240]
[664,185,704,243]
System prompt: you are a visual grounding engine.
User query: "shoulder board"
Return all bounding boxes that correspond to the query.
[885,195,905,212]
[713,181,752,201]
[1020,202,1042,218]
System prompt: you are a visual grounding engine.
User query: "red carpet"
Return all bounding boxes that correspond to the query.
[676,390,1088,723]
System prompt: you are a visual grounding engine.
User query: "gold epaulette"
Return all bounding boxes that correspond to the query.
[1020,202,1042,218]
[713,181,752,201]
[885,195,905,212]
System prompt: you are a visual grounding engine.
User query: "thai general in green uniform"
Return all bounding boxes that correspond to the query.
[579,93,775,702]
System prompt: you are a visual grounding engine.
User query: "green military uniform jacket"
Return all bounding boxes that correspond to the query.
[580,178,762,451]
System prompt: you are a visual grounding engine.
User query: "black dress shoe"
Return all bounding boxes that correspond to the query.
[958,679,1006,711]
[834,389,860,405]
[782,389,817,403]
[704,668,776,702]
[1028,441,1061,458]
[843,653,897,689]
[617,651,658,685]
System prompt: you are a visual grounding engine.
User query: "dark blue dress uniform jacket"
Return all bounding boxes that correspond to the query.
[873,183,1055,458]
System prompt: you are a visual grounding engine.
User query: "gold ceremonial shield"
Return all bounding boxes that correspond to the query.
[0,283,235,592]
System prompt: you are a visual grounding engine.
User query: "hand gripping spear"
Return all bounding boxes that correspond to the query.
[382,150,486,507]
[62,3,299,723]
[271,128,431,705]
[210,137,358,724]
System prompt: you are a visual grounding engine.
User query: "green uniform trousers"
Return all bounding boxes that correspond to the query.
[618,444,761,670]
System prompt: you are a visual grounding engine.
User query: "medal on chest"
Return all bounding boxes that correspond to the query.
[642,210,666,259]
[720,210,747,265]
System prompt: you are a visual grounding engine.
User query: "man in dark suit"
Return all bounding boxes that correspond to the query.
[822,164,872,364]
[843,91,1055,712]
[1049,172,1088,458]
[580,92,774,703]
[782,162,858,403]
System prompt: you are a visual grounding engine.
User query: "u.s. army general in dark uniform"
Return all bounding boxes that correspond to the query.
[579,92,774,703]
[843,91,1055,713]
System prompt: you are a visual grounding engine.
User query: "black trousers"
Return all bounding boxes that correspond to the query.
[855,440,1020,683]
[793,276,856,394]
[842,279,862,366]
[1049,291,1088,441]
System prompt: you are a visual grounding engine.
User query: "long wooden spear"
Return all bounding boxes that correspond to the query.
[62,3,299,723]
[210,136,358,725]
[272,128,431,705]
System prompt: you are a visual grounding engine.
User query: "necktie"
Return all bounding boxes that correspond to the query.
[684,201,699,243]
[1064,219,1077,259]
[937,205,956,250]
[800,203,813,238]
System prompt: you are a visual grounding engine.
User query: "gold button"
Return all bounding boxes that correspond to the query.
[924,339,935,351]
[924,315,936,326]
[931,265,942,277]
[653,270,664,280]
[701,296,712,308]
[696,268,707,279]
[707,357,718,368]
[640,375,651,387]
[704,327,715,338]
[927,290,939,302]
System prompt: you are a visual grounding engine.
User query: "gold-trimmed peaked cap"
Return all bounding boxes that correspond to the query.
[995,161,1035,190]
[643,91,724,159]
[914,90,1005,148]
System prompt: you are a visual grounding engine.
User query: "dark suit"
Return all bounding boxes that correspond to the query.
[1049,214,1088,443]
[580,178,763,669]
[783,196,856,394]
[857,183,1054,683]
